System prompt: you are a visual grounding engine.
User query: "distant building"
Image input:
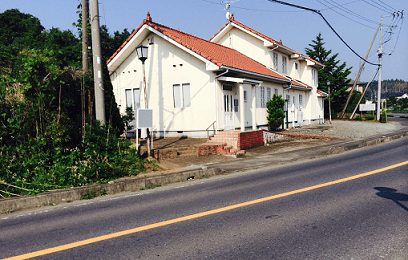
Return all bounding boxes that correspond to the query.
[396,93,408,99]
[346,79,366,93]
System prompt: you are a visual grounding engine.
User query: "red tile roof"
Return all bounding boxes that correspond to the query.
[317,90,328,96]
[107,13,288,81]
[292,79,312,90]
[210,14,323,67]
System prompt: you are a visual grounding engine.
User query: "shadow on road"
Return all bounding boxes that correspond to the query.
[374,187,408,212]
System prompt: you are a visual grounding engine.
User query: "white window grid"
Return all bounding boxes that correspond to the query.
[282,56,287,74]
[273,52,279,71]
[173,83,191,109]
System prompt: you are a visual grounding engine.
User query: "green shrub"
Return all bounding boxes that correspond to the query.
[0,121,145,197]
[364,114,375,121]
[380,108,387,123]
[354,115,362,121]
[267,94,285,130]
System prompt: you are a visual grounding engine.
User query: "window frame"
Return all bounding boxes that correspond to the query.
[312,69,318,86]
[273,52,279,71]
[125,88,141,110]
[172,83,191,109]
[282,56,287,74]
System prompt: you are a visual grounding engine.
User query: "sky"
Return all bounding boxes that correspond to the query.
[1,0,407,82]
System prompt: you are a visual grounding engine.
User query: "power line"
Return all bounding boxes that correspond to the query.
[388,15,404,55]
[376,0,397,12]
[362,0,393,14]
[267,0,380,66]
[323,0,378,24]
[317,0,378,30]
[371,0,396,13]
[201,0,303,12]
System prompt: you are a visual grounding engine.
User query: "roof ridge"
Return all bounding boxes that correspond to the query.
[209,16,323,67]
[107,13,289,81]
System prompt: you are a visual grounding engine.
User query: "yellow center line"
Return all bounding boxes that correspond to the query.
[4,160,408,260]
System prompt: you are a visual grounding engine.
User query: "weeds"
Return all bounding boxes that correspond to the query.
[0,122,146,198]
[80,190,96,200]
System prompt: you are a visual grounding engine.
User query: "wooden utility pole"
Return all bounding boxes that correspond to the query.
[340,23,380,118]
[377,15,384,121]
[81,0,89,138]
[90,0,106,125]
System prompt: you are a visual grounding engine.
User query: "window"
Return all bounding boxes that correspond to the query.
[294,62,299,79]
[224,95,233,112]
[125,88,141,109]
[299,94,303,107]
[173,83,191,108]
[275,88,279,95]
[282,56,287,74]
[286,95,290,106]
[260,86,265,107]
[273,52,279,71]
[293,96,295,106]
[312,69,318,86]
[267,87,271,102]
[244,90,247,102]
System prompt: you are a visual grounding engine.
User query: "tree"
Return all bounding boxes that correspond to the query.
[305,33,352,117]
[266,94,285,130]
[387,95,397,107]
[0,9,44,48]
[346,90,366,114]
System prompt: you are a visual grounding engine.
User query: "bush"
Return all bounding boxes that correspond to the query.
[0,121,145,197]
[364,114,375,121]
[354,115,362,121]
[380,108,387,123]
[267,94,285,130]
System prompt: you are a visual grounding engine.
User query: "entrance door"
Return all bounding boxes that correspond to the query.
[224,90,234,130]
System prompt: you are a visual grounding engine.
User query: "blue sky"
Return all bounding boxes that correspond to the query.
[1,0,407,81]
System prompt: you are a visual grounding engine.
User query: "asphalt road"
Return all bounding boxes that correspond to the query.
[1,131,408,259]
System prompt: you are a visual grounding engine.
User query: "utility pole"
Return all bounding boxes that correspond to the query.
[90,0,105,125]
[81,0,89,138]
[340,23,379,118]
[377,14,383,121]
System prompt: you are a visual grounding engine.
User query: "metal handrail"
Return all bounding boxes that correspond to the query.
[206,121,216,140]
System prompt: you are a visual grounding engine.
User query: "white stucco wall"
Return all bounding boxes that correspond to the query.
[110,33,217,138]
[213,27,326,125]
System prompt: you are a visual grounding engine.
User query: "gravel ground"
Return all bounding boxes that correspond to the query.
[284,120,402,139]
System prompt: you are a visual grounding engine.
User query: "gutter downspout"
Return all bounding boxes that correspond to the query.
[214,69,229,133]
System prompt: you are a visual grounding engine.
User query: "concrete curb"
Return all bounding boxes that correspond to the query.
[0,167,224,214]
[1,129,407,214]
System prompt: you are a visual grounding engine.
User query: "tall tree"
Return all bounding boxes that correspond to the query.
[0,9,44,48]
[305,33,352,117]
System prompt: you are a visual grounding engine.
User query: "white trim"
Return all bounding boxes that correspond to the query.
[217,76,263,85]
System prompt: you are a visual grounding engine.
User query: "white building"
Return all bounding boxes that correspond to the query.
[210,14,326,127]
[107,13,326,138]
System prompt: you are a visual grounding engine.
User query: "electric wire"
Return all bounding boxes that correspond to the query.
[362,0,393,14]
[389,16,404,55]
[370,0,396,13]
[317,0,378,30]
[323,0,378,24]
[267,0,380,66]
[377,0,397,12]
[201,0,303,12]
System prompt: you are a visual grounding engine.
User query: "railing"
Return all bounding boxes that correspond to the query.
[206,121,216,140]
